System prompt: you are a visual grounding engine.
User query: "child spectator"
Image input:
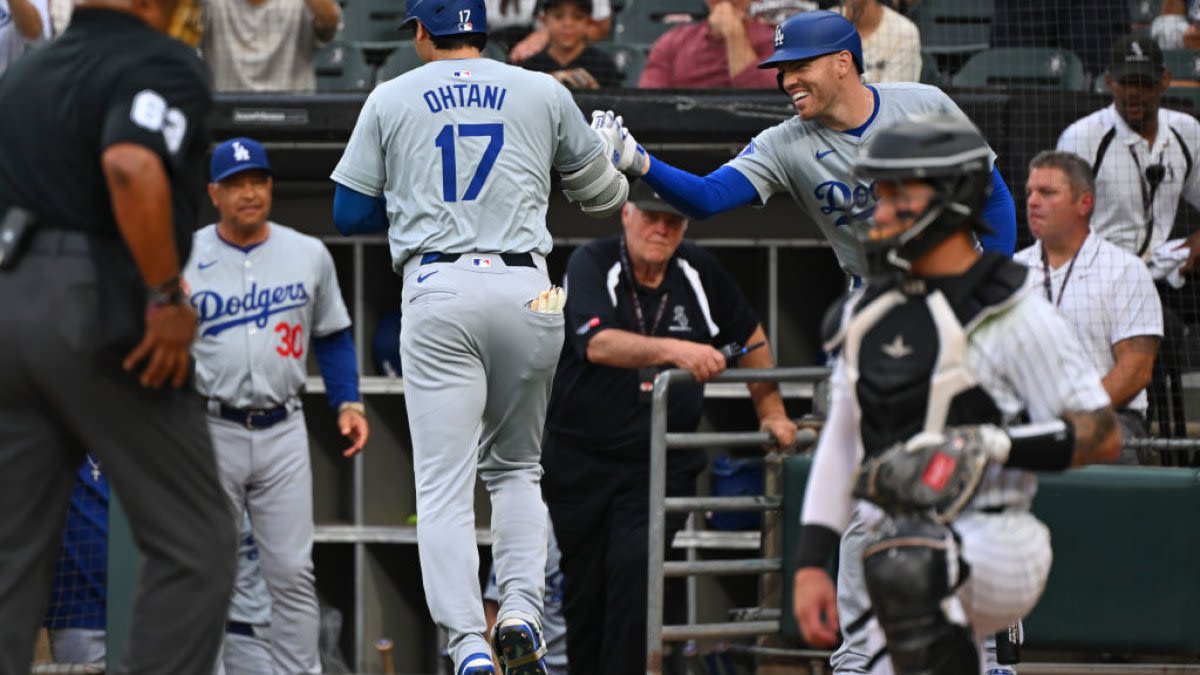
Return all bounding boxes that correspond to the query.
[520,0,622,88]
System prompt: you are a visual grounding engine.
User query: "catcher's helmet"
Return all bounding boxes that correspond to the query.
[758,10,863,74]
[403,0,487,36]
[854,113,993,273]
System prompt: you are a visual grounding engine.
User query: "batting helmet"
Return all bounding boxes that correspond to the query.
[854,113,994,273]
[403,0,487,36]
[758,10,863,74]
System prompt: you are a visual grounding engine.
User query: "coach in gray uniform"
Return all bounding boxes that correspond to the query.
[330,0,627,671]
[187,137,369,675]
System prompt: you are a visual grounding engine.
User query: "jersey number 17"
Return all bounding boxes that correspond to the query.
[435,123,504,202]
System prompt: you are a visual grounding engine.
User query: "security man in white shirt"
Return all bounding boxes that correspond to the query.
[1015,150,1163,462]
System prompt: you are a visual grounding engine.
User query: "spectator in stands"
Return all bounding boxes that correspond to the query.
[491,0,612,62]
[1152,0,1200,50]
[841,0,921,83]
[518,0,621,88]
[1057,36,1200,267]
[1014,151,1162,461]
[991,0,1128,76]
[0,0,50,76]
[639,0,777,88]
[201,0,341,92]
[541,181,796,675]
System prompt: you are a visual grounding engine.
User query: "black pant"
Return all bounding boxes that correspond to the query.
[0,249,235,675]
[542,434,698,675]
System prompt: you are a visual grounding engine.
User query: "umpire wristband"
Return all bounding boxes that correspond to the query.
[794,523,840,570]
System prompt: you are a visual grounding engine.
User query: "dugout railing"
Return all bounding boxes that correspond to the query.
[645,366,829,674]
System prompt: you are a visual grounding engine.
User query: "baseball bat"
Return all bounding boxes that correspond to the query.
[376,637,395,675]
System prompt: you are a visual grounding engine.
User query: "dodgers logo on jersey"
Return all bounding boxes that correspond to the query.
[814,180,878,228]
[190,282,311,338]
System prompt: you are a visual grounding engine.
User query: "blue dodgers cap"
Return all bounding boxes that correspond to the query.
[210,137,273,183]
[403,0,487,36]
[759,10,863,73]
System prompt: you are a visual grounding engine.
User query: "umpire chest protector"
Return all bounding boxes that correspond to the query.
[825,254,1029,458]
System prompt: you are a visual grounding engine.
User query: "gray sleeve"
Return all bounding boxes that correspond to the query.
[313,243,352,337]
[551,83,605,174]
[724,127,790,204]
[331,93,387,197]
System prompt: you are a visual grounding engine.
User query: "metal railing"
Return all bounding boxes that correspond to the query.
[645,366,828,674]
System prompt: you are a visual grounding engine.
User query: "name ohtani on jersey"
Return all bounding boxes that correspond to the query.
[191,282,310,337]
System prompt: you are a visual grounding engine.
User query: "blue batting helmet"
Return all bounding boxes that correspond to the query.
[403,0,487,36]
[758,10,863,73]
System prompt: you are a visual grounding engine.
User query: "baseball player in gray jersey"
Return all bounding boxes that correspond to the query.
[216,513,274,675]
[591,10,1018,279]
[791,114,1121,675]
[186,137,369,675]
[330,1,626,673]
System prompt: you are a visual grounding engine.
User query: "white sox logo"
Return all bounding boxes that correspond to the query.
[190,282,310,338]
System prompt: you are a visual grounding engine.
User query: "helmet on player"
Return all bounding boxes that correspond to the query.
[854,113,994,275]
[758,10,863,74]
[403,0,488,36]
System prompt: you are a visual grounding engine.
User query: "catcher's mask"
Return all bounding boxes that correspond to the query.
[853,112,993,279]
[166,0,205,47]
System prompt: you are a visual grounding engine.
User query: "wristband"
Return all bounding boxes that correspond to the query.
[339,401,366,416]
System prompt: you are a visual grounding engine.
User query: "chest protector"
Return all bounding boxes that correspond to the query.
[825,254,1030,459]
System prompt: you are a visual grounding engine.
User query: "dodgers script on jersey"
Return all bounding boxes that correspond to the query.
[726,83,996,277]
[184,223,351,408]
[331,58,604,269]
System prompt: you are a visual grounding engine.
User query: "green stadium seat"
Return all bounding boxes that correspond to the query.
[315,42,374,91]
[1130,0,1165,28]
[908,0,993,55]
[342,0,409,43]
[781,456,1200,657]
[1164,49,1200,82]
[952,47,1086,91]
[1164,86,1200,111]
[613,0,707,46]
[919,50,943,86]
[376,40,423,83]
[595,42,648,87]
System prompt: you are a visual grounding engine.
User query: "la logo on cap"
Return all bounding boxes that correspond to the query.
[233,141,251,162]
[774,25,784,47]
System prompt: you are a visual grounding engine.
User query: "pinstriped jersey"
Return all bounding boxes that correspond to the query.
[726,83,996,277]
[184,223,351,408]
[331,57,605,270]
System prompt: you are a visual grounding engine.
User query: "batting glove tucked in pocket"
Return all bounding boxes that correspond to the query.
[527,286,565,314]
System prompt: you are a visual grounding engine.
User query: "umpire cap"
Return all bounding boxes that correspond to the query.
[759,10,863,74]
[403,0,488,35]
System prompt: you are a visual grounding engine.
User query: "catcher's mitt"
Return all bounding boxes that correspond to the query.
[853,426,995,523]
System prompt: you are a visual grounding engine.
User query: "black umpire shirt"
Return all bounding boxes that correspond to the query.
[0,9,210,266]
[546,235,760,459]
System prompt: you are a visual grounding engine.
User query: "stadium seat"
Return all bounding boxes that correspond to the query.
[1164,86,1200,110]
[919,50,944,86]
[316,42,374,91]
[595,42,648,87]
[613,0,707,46]
[951,47,1086,91]
[342,0,409,43]
[1164,49,1200,83]
[908,0,993,55]
[376,42,507,84]
[1130,0,1165,30]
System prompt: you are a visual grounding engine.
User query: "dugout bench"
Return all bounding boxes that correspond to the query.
[779,457,1200,672]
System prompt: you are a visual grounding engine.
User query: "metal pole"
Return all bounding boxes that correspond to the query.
[647,369,685,674]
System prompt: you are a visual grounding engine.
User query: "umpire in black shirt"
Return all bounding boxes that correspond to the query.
[542,182,797,675]
[0,3,234,674]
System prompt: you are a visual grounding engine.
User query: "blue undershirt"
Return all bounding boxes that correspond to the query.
[312,327,359,410]
[333,183,389,235]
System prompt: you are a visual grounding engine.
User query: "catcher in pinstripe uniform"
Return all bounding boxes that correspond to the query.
[791,113,1122,675]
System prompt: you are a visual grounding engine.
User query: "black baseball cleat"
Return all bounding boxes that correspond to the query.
[493,617,549,675]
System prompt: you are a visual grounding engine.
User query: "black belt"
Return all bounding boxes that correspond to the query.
[419,251,536,267]
[27,229,92,256]
[226,621,257,637]
[212,401,289,430]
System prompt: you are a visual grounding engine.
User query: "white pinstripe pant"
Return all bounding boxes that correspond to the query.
[832,507,1052,674]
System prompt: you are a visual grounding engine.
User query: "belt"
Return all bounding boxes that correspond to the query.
[27,229,92,256]
[226,621,257,638]
[211,401,289,430]
[420,251,536,268]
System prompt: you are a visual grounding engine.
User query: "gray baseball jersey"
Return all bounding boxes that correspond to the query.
[726,83,996,277]
[184,223,351,407]
[330,57,605,269]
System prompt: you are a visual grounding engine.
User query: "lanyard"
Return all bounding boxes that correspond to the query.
[619,238,669,336]
[1128,146,1165,257]
[1040,237,1084,308]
